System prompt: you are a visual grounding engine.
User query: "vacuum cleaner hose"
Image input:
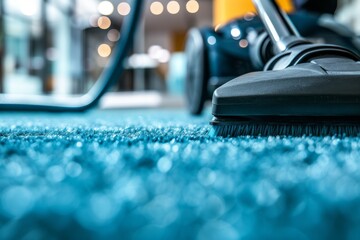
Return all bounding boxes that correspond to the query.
[0,0,144,111]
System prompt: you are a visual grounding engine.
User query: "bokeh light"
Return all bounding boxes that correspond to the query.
[118,2,131,16]
[107,29,120,42]
[20,0,37,16]
[231,28,241,39]
[148,45,171,63]
[167,1,180,15]
[89,15,99,27]
[98,16,111,30]
[98,1,114,16]
[186,0,199,14]
[239,39,249,48]
[148,45,162,58]
[207,36,216,45]
[98,44,112,58]
[150,1,164,15]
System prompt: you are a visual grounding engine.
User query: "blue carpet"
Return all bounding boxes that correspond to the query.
[0,109,360,240]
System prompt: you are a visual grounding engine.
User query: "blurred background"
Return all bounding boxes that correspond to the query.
[0,0,359,108]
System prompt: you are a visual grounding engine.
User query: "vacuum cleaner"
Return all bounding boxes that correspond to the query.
[210,0,360,137]
[185,1,360,115]
[0,0,144,111]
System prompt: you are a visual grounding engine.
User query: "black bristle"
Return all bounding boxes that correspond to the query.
[210,118,360,137]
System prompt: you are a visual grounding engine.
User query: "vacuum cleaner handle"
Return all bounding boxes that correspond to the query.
[252,0,308,53]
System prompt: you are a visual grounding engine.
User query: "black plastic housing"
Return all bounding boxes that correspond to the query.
[212,56,360,118]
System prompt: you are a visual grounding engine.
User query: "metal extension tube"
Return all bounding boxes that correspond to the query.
[252,0,302,53]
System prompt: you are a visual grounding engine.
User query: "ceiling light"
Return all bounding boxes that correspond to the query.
[167,1,180,15]
[98,16,111,30]
[118,2,131,16]
[186,0,199,14]
[150,1,164,15]
[98,1,114,16]
[98,44,112,58]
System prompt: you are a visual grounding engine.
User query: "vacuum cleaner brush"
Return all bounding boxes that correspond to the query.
[211,0,360,137]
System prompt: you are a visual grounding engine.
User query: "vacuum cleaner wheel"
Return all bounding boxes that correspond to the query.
[185,28,208,115]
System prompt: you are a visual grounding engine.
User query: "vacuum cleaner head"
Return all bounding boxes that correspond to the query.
[211,57,360,136]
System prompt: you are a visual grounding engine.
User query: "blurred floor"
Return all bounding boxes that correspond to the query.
[0,109,360,240]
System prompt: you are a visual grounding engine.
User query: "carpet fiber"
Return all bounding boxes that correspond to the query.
[1,109,360,240]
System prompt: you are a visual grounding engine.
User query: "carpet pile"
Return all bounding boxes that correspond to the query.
[0,110,360,240]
